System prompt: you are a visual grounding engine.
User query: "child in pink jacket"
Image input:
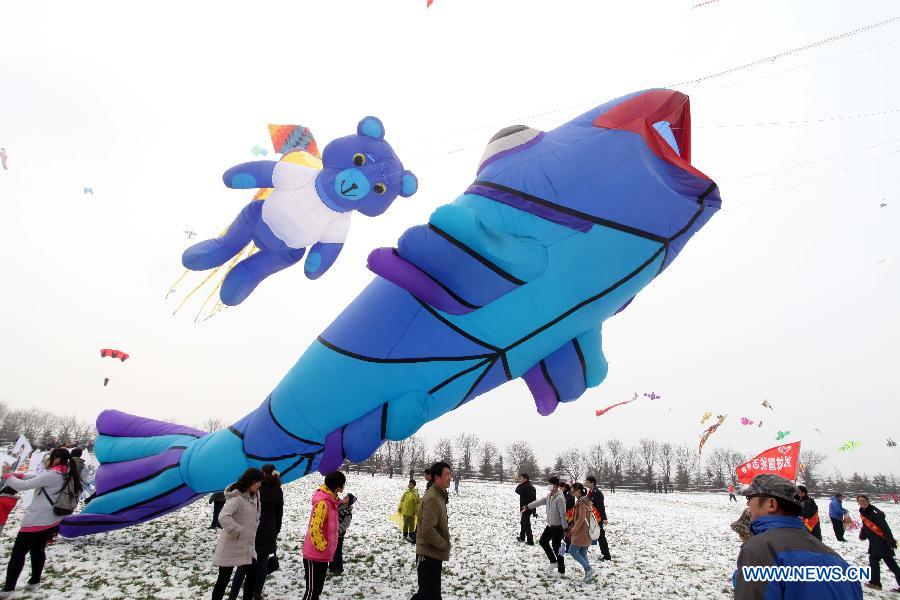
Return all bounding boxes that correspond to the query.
[301,471,345,600]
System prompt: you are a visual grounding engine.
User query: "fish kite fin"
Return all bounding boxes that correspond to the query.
[523,329,608,416]
[59,410,206,537]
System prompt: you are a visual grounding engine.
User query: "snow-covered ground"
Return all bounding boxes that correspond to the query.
[2,475,898,599]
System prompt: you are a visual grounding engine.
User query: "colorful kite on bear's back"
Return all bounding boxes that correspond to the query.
[100,349,129,362]
[268,123,319,158]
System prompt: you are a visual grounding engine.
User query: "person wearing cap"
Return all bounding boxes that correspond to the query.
[857,494,900,592]
[523,475,568,577]
[828,493,848,542]
[796,485,822,541]
[734,474,862,599]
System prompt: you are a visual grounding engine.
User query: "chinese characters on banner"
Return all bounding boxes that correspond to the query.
[736,442,801,484]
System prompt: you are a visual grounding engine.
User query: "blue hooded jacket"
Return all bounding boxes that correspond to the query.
[734,516,863,599]
[828,496,846,520]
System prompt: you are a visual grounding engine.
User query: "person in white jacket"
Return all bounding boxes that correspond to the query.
[0,447,82,597]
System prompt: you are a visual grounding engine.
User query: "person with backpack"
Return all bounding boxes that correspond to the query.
[567,483,598,583]
[0,447,82,597]
[228,465,283,600]
[584,476,612,561]
[210,468,263,600]
[329,492,356,576]
[301,471,346,600]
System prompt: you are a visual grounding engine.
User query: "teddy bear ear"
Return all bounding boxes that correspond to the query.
[357,116,385,140]
[400,171,418,197]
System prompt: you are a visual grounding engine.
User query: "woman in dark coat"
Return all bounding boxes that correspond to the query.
[229,465,283,600]
[858,494,900,592]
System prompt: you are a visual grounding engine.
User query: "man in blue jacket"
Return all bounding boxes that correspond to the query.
[734,474,863,599]
[828,493,848,542]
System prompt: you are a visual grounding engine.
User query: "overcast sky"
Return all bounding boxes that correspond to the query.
[1,0,898,478]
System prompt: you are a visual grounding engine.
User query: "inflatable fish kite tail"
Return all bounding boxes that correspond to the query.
[61,88,720,537]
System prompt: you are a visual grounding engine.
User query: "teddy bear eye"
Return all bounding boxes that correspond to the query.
[373,183,386,195]
[353,153,366,167]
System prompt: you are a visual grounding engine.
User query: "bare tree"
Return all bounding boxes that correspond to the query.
[480,441,498,479]
[799,450,827,488]
[605,439,626,481]
[506,440,539,478]
[674,444,696,488]
[724,450,747,485]
[454,433,480,477]
[585,441,606,480]
[433,437,454,467]
[556,447,588,481]
[707,448,729,487]
[201,418,226,433]
[407,435,428,478]
[638,438,659,484]
[658,442,674,485]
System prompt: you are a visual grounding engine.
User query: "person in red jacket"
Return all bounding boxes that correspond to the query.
[301,471,345,600]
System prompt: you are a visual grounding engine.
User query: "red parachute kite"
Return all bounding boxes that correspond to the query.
[100,349,129,362]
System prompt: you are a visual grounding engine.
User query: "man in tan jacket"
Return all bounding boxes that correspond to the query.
[413,461,452,599]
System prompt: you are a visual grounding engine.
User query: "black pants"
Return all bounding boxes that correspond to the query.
[539,525,565,573]
[230,554,269,599]
[212,566,241,600]
[302,558,328,600]
[211,501,225,528]
[869,553,900,588]
[830,517,845,541]
[329,535,345,572]
[4,528,54,592]
[593,526,612,559]
[729,493,737,501]
[519,511,533,544]
[411,555,442,599]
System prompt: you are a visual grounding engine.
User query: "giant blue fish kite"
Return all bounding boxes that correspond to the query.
[61,89,721,536]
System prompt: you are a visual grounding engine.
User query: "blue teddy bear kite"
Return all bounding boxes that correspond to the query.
[183,116,418,306]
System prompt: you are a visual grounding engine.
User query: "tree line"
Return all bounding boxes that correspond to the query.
[0,401,97,450]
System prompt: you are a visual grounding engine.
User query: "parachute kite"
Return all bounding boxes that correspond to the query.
[700,411,713,425]
[61,88,721,537]
[100,349,129,362]
[774,430,790,441]
[83,187,93,195]
[699,415,726,456]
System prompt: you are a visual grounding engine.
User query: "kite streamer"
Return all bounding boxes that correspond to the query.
[699,415,727,456]
[595,395,637,417]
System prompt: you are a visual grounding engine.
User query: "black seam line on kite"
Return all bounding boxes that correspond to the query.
[96,446,188,465]
[428,357,495,395]
[339,425,347,462]
[391,249,481,310]
[228,426,244,439]
[472,180,669,244]
[317,335,495,364]
[91,463,180,500]
[664,203,708,245]
[267,396,324,447]
[229,426,307,461]
[500,352,512,381]
[504,246,667,352]
[380,403,389,440]
[454,358,497,409]
[279,454,315,479]
[65,494,204,528]
[304,454,315,476]
[427,223,527,285]
[572,339,588,388]
[416,300,502,353]
[96,432,203,439]
[539,360,562,404]
[110,483,187,515]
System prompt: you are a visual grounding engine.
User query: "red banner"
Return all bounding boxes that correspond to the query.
[736,441,801,484]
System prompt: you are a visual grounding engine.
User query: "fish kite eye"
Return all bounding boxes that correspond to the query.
[353,153,366,167]
[373,183,386,195]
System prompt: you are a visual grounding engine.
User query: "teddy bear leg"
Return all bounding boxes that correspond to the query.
[219,247,306,306]
[182,202,262,271]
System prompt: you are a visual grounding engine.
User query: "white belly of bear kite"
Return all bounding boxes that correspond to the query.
[262,186,350,250]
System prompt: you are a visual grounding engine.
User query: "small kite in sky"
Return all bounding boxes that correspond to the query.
[100,349,129,362]
[698,415,726,456]
[0,147,7,170]
[250,145,268,157]
[427,0,434,6]
[84,187,93,195]
[879,202,888,208]
[643,392,661,400]
[740,417,754,426]
[815,428,823,435]
[103,377,110,387]
[888,438,897,448]
[774,430,790,441]
[184,230,197,240]
[838,440,861,452]
[700,411,713,425]
[761,399,773,411]
[757,420,763,428]
[595,393,638,417]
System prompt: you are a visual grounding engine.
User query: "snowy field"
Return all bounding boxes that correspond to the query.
[2,475,898,599]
